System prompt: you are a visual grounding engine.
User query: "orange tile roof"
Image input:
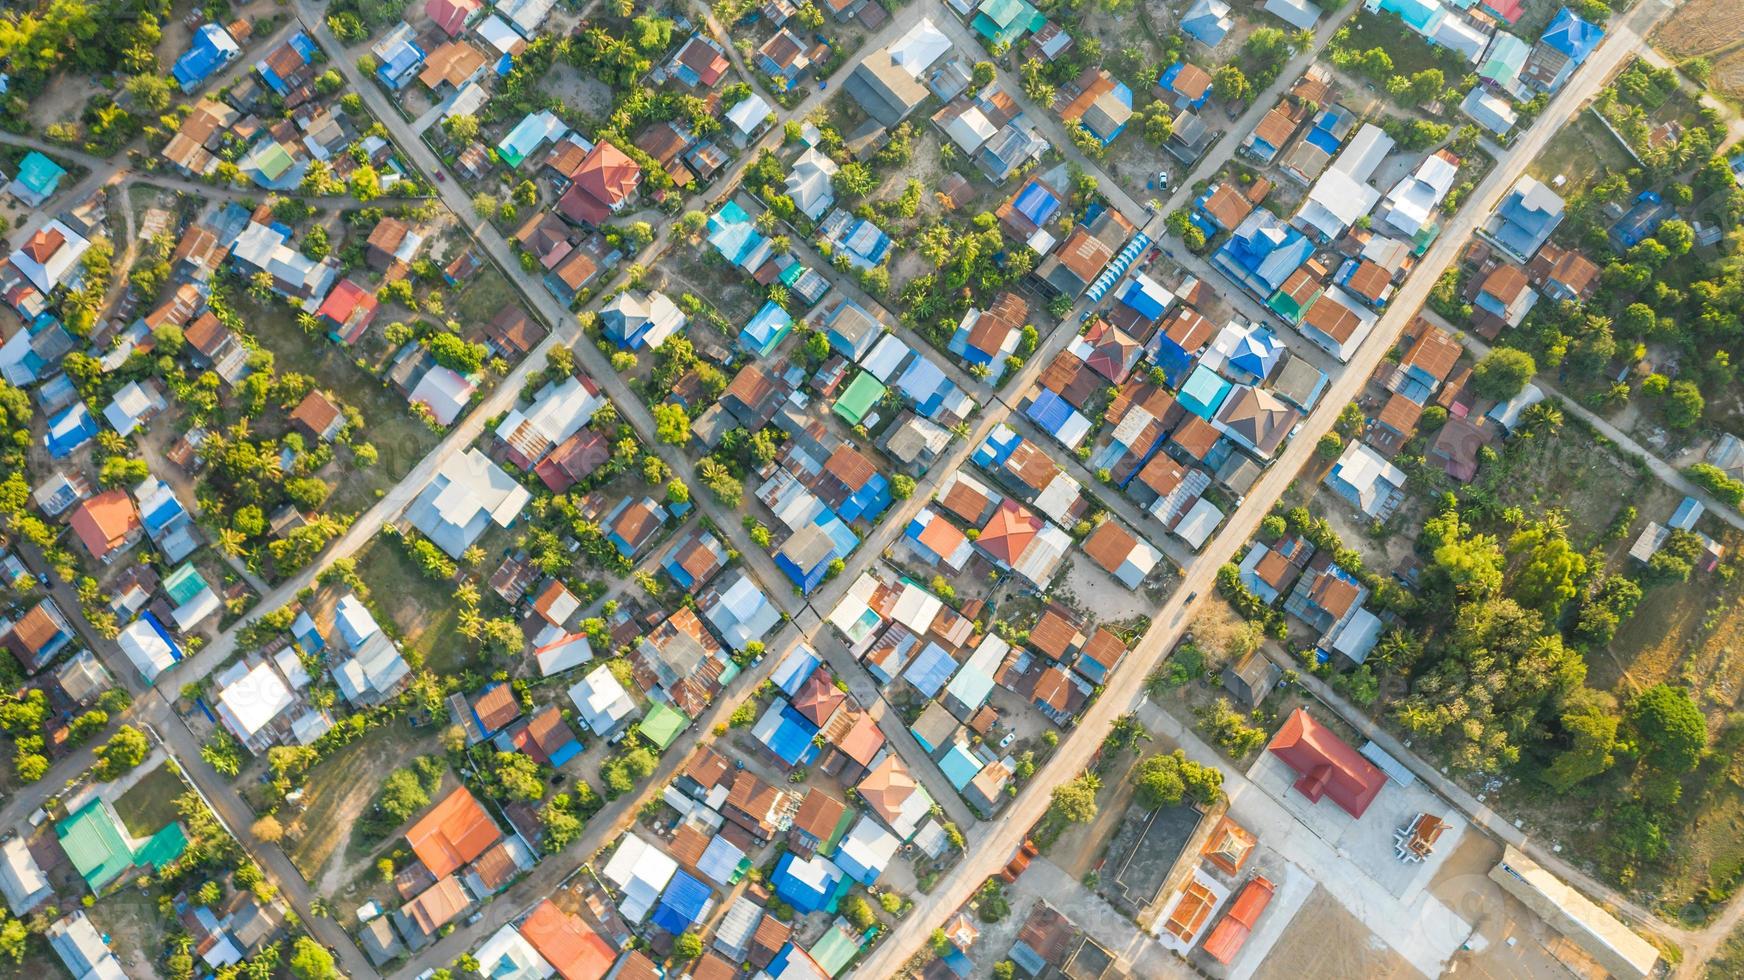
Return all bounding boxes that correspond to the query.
[1201,183,1252,230]
[1303,293,1363,343]
[406,785,502,879]
[290,390,342,438]
[1343,260,1392,302]
[69,489,140,560]
[1028,607,1082,660]
[978,500,1041,566]
[1081,520,1135,574]
[519,900,616,980]
[792,787,848,840]
[1400,324,1461,383]
[1480,262,1530,304]
[916,513,968,562]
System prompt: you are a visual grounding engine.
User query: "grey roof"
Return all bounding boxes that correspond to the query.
[844,53,929,127]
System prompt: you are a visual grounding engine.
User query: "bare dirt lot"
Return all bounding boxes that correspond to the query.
[1249,886,1418,980]
[1654,0,1744,60]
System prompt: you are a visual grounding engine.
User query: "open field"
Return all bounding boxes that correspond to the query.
[1604,531,1744,700]
[354,537,479,674]
[285,718,439,892]
[1527,110,1635,201]
[1250,886,1418,979]
[113,763,187,838]
[242,295,444,515]
[1653,0,1744,60]
[1336,11,1475,81]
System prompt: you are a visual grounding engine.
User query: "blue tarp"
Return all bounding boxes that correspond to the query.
[1118,276,1169,320]
[651,870,712,934]
[1011,179,1060,229]
[172,23,237,91]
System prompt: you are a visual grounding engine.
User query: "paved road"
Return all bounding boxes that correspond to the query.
[849,1,1675,974]
[1421,306,1744,534]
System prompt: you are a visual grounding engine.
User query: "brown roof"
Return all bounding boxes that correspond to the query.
[184,311,228,356]
[1400,324,1461,383]
[24,229,63,263]
[468,839,521,892]
[939,477,992,524]
[6,603,64,663]
[367,217,409,255]
[550,248,598,290]
[1303,293,1363,342]
[635,121,690,164]
[470,684,521,732]
[1252,102,1302,149]
[1163,61,1213,101]
[1162,306,1215,352]
[1201,183,1252,230]
[669,822,712,868]
[684,746,734,792]
[1308,569,1360,618]
[1343,260,1392,302]
[1376,392,1423,436]
[728,769,782,824]
[792,787,848,840]
[1480,262,1530,304]
[1531,243,1599,297]
[752,914,792,964]
[1054,226,1114,284]
[544,138,590,179]
[1137,454,1187,497]
[402,876,470,936]
[1081,520,1136,575]
[486,307,545,355]
[418,40,487,90]
[1079,628,1126,671]
[1170,414,1221,460]
[1028,607,1083,661]
[1005,440,1059,493]
[824,444,878,491]
[289,390,342,438]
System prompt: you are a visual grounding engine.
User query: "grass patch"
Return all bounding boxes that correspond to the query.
[1336,11,1475,80]
[113,763,187,838]
[355,538,478,674]
[455,264,523,337]
[1528,110,1634,202]
[286,719,438,883]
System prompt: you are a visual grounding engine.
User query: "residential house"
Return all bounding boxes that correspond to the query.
[290,390,346,442]
[557,141,642,226]
[418,40,488,93]
[1473,261,1538,332]
[567,663,637,738]
[5,151,65,207]
[1298,289,1377,363]
[69,489,143,564]
[1527,243,1600,303]
[1323,441,1407,520]
[1181,0,1233,45]
[1059,68,1133,146]
[405,448,531,557]
[785,148,840,222]
[1479,175,1564,263]
[670,34,730,88]
[172,22,241,92]
[1523,7,1602,92]
[843,19,951,127]
[3,598,75,674]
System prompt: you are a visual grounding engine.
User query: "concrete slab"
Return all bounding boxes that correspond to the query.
[1244,749,1469,904]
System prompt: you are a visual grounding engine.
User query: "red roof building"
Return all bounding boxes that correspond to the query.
[426,0,482,35]
[518,900,616,980]
[317,278,379,344]
[978,499,1041,567]
[557,142,642,226]
[1267,708,1386,818]
[1201,875,1276,964]
[406,785,503,878]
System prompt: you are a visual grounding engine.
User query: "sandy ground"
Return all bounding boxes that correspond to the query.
[1249,886,1421,980]
[1431,833,1609,980]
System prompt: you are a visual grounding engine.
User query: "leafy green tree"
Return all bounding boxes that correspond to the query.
[653,402,691,444]
[289,936,339,980]
[1626,684,1705,773]
[1507,523,1586,617]
[674,932,703,960]
[1472,348,1536,400]
[1542,691,1618,792]
[1048,772,1100,825]
[95,725,148,780]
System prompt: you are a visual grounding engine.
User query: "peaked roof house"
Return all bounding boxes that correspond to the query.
[843,20,950,127]
[670,34,731,88]
[568,663,638,737]
[12,221,91,294]
[784,147,841,222]
[70,489,143,564]
[557,141,642,226]
[1324,441,1408,520]
[5,151,66,207]
[1524,7,1602,92]
[173,22,241,92]
[857,753,934,840]
[602,290,686,351]
[1298,288,1377,363]
[1268,707,1387,818]
[1181,0,1233,45]
[1479,175,1565,263]
[405,448,531,557]
[1059,68,1133,146]
[1213,210,1313,301]
[3,598,75,674]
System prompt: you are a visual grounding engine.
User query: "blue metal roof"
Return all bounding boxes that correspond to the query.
[772,646,822,697]
[1541,7,1601,61]
[1025,389,1075,432]
[772,853,842,915]
[973,424,1022,469]
[902,642,957,698]
[651,870,712,933]
[45,402,96,459]
[1118,276,1169,321]
[759,701,822,766]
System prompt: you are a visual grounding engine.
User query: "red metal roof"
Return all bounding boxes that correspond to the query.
[1201,875,1275,964]
[1267,708,1386,818]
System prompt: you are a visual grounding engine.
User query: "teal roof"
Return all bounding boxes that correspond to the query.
[1375,0,1441,31]
[56,800,136,891]
[971,0,1044,44]
[939,743,983,790]
[809,923,865,977]
[1179,364,1232,419]
[134,821,188,871]
[15,151,65,195]
[1478,34,1530,86]
[163,562,209,606]
[833,372,885,426]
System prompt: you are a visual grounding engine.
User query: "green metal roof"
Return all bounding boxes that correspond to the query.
[808,922,865,977]
[163,562,209,607]
[832,372,885,426]
[56,800,136,891]
[637,701,689,750]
